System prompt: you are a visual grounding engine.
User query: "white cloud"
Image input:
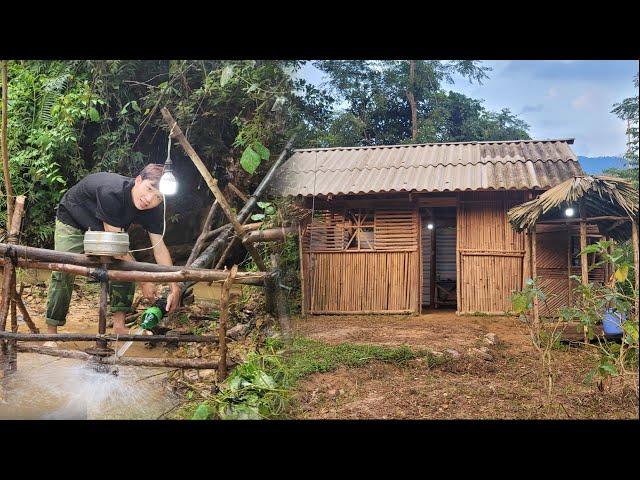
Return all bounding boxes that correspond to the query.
[571,90,597,110]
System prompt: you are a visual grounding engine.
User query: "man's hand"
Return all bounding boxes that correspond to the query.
[166,288,181,313]
[140,282,157,302]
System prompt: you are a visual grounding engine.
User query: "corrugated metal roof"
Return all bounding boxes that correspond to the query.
[271,139,584,196]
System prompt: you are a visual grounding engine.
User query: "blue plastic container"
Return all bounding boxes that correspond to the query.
[602,309,625,337]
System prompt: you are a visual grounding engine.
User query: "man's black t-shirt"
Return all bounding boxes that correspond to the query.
[56,172,164,234]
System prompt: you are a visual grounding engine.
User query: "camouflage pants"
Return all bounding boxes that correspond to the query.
[45,220,135,327]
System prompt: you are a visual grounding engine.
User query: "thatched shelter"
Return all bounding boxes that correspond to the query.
[507,175,639,321]
[508,175,638,242]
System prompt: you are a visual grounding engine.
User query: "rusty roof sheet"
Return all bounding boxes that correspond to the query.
[271,139,584,197]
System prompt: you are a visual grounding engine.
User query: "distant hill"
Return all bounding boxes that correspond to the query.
[578,156,626,174]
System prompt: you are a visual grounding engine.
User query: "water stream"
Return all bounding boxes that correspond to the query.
[0,353,179,419]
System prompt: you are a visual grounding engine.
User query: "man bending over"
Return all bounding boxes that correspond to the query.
[44,164,180,343]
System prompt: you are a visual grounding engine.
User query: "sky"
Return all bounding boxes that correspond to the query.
[300,60,638,158]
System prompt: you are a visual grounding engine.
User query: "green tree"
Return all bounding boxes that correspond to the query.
[313,60,529,146]
[605,73,639,189]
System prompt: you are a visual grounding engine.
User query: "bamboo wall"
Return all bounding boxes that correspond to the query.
[535,224,605,316]
[301,207,420,314]
[457,191,528,314]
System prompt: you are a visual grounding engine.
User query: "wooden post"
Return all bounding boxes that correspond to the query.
[567,223,573,306]
[185,200,219,267]
[531,226,539,329]
[579,202,589,341]
[298,223,307,317]
[0,196,26,331]
[579,203,588,286]
[429,209,436,309]
[160,107,266,272]
[633,219,639,319]
[218,264,237,382]
[455,194,461,314]
[1,60,14,224]
[270,253,292,342]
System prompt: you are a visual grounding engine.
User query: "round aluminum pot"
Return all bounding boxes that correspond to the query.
[83,231,130,256]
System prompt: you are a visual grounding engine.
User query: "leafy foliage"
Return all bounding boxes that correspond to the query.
[604,73,639,189]
[311,60,530,147]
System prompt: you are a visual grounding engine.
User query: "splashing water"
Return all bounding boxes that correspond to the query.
[116,327,147,358]
[0,353,178,419]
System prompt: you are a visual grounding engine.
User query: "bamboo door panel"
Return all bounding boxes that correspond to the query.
[457,191,527,314]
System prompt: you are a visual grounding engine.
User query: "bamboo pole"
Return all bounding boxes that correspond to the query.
[579,203,588,286]
[429,209,436,309]
[531,227,539,329]
[0,331,219,343]
[567,222,573,306]
[185,200,219,267]
[271,253,292,342]
[1,60,13,224]
[15,345,226,369]
[227,182,248,202]
[218,264,237,381]
[160,107,266,271]
[185,134,296,272]
[298,224,306,316]
[0,196,25,330]
[0,258,267,285]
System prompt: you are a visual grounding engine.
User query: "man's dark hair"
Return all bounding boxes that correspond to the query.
[138,164,164,186]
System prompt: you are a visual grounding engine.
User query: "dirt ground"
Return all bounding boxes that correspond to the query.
[290,311,639,419]
[14,277,638,420]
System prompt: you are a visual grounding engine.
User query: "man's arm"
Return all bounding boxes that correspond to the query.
[149,232,181,313]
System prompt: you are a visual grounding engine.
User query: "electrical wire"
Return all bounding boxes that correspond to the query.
[128,131,172,253]
[127,193,167,253]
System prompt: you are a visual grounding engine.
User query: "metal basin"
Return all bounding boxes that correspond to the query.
[83,231,130,256]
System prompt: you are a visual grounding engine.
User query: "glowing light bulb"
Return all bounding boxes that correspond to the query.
[427,223,434,230]
[565,207,574,217]
[159,171,177,195]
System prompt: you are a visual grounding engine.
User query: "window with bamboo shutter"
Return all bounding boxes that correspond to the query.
[305,208,417,252]
[345,209,375,250]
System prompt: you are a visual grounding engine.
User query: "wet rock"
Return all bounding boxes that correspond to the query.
[444,349,461,359]
[483,333,498,346]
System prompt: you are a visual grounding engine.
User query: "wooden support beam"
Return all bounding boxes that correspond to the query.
[218,264,237,381]
[0,196,26,331]
[429,209,436,309]
[579,203,588,286]
[15,345,228,369]
[0,258,267,285]
[0,331,219,343]
[160,107,267,271]
[537,215,631,225]
[270,253,292,342]
[567,222,573,306]
[227,182,248,202]
[185,200,219,267]
[531,227,539,330]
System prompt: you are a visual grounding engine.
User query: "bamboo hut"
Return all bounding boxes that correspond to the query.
[271,138,592,316]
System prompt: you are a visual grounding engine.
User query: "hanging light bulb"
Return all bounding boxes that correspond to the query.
[160,135,178,195]
[427,223,434,230]
[565,207,575,217]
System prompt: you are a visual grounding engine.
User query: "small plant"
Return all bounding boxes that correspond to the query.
[511,278,563,403]
[559,240,638,396]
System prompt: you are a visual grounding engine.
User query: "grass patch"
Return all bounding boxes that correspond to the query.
[175,337,444,420]
[282,337,440,384]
